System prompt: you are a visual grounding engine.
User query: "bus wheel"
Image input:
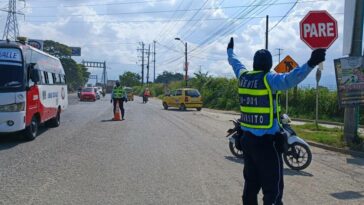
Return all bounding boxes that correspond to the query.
[47,109,61,127]
[24,116,39,141]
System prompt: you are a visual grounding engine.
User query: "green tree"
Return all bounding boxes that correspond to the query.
[191,70,210,91]
[155,71,184,84]
[61,58,83,90]
[79,64,90,86]
[43,40,72,59]
[119,71,141,87]
[43,40,89,91]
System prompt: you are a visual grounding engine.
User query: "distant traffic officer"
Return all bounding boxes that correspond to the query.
[111,81,127,120]
[227,37,325,205]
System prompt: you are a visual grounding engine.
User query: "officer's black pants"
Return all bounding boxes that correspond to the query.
[241,133,284,205]
[113,98,125,118]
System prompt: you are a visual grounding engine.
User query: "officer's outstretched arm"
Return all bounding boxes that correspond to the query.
[267,64,313,91]
[227,37,247,78]
[267,49,326,91]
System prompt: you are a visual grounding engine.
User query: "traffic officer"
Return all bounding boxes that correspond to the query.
[227,37,325,205]
[111,81,127,120]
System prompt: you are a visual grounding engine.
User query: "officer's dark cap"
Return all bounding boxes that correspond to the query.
[253,49,272,72]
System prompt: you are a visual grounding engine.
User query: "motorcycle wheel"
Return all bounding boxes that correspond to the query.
[283,142,312,171]
[229,142,244,159]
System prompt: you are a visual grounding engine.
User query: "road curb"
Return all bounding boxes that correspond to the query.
[306,140,364,158]
[289,118,364,128]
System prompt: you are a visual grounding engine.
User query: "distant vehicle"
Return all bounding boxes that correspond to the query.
[0,40,68,140]
[124,87,134,101]
[97,87,105,98]
[80,87,96,101]
[162,88,202,111]
[93,87,101,100]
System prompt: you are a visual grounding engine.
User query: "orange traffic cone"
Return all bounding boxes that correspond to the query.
[113,101,122,121]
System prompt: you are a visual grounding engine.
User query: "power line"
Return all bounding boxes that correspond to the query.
[269,0,298,32]
[152,0,188,41]
[24,13,345,24]
[187,0,280,59]
[24,0,326,18]
[28,0,170,9]
[162,0,268,64]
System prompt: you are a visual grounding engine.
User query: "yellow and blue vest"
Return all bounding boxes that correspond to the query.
[239,71,281,129]
[112,86,125,99]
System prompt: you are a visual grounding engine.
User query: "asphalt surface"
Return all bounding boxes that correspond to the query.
[0,95,363,205]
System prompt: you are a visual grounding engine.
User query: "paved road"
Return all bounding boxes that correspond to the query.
[0,95,363,205]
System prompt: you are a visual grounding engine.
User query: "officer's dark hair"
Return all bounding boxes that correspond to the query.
[253,49,272,73]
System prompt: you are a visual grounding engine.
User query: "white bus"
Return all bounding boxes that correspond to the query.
[0,41,68,140]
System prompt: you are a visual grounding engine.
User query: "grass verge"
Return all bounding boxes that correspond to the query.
[292,123,364,151]
[292,123,346,148]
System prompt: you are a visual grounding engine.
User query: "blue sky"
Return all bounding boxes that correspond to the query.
[0,0,350,89]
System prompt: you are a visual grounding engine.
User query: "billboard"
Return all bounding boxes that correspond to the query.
[28,39,44,50]
[70,47,81,56]
[334,56,364,106]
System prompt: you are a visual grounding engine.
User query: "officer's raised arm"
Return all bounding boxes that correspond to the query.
[267,49,326,91]
[227,37,247,78]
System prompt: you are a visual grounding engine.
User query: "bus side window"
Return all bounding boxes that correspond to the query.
[52,73,58,84]
[40,71,45,84]
[58,74,62,84]
[63,75,67,84]
[48,72,54,85]
[43,71,49,84]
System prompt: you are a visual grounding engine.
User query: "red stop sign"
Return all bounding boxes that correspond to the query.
[300,10,338,49]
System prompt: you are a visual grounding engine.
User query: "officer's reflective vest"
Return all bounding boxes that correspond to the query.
[238,71,281,129]
[113,86,125,99]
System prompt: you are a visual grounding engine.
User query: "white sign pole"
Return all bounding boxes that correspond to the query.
[315,64,322,128]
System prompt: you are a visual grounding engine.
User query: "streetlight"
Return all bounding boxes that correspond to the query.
[175,37,188,87]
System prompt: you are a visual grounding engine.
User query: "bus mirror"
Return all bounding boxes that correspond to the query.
[31,68,40,83]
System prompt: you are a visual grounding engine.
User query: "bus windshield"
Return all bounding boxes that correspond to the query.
[0,64,24,91]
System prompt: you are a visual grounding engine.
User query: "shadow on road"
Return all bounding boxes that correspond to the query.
[0,126,48,151]
[100,119,125,122]
[330,191,364,200]
[283,168,313,177]
[346,158,364,166]
[0,133,25,151]
[162,108,198,112]
[224,156,244,164]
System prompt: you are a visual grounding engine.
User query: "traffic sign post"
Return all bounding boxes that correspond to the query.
[299,10,338,128]
[274,55,298,114]
[300,10,338,50]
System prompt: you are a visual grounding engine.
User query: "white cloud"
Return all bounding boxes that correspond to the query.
[1,0,347,87]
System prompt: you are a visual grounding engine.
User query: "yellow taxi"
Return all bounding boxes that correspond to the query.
[162,88,202,111]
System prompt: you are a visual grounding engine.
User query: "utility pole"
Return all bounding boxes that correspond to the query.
[184,42,188,87]
[153,40,156,83]
[175,37,188,87]
[276,48,288,113]
[146,44,151,84]
[344,0,363,144]
[265,15,269,49]
[137,42,145,85]
[103,61,107,87]
[3,0,24,41]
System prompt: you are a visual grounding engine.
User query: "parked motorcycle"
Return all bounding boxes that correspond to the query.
[226,114,312,171]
